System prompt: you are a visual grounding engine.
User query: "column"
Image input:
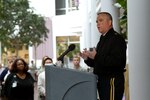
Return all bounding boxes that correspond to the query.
[28,46,33,65]
[128,0,150,100]
[91,0,99,47]
[80,0,91,49]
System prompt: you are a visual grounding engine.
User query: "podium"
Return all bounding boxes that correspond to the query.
[45,65,97,100]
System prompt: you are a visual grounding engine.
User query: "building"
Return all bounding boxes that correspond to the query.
[29,0,121,68]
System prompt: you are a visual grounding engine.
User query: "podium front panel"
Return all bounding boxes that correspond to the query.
[45,65,97,100]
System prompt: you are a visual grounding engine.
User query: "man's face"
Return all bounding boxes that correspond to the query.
[96,14,112,35]
[73,58,80,66]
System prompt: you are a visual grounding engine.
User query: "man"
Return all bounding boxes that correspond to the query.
[80,12,127,100]
[0,56,16,83]
[71,55,86,71]
[0,56,16,98]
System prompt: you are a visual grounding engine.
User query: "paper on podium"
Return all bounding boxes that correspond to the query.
[45,65,97,100]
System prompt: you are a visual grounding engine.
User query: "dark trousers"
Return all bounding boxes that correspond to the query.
[97,74,124,100]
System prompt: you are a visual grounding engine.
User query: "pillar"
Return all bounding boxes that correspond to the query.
[91,0,99,47]
[80,0,91,49]
[128,0,150,100]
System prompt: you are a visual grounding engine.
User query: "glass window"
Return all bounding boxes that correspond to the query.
[68,0,79,11]
[55,0,80,15]
[56,36,80,67]
[55,0,66,15]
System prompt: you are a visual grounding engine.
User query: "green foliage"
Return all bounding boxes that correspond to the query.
[116,0,127,9]
[0,0,49,54]
[116,0,127,39]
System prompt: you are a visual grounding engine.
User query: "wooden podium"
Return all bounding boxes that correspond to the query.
[45,65,97,100]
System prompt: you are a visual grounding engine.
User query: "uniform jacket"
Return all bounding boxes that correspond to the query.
[85,28,127,76]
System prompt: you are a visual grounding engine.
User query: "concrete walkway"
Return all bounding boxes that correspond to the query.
[34,82,39,100]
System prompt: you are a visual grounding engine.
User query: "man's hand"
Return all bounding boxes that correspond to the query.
[88,48,96,59]
[80,48,97,60]
[80,48,88,60]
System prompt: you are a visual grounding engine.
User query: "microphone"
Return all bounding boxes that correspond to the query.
[57,44,76,62]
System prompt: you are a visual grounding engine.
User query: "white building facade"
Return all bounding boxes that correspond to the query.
[29,0,120,68]
[30,0,150,100]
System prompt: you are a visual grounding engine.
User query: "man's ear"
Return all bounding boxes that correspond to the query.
[109,20,112,26]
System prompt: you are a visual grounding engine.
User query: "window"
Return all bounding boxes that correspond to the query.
[55,0,66,15]
[56,36,80,67]
[55,0,80,15]
[68,0,79,11]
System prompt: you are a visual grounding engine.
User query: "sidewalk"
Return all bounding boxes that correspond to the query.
[34,82,38,100]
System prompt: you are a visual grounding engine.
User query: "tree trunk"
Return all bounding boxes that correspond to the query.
[34,44,37,67]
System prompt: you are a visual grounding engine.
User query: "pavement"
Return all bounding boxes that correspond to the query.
[34,82,38,100]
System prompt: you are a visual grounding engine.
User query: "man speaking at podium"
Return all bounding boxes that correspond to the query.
[80,12,127,100]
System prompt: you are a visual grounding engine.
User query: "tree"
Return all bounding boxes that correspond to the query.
[0,0,49,56]
[115,0,127,39]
